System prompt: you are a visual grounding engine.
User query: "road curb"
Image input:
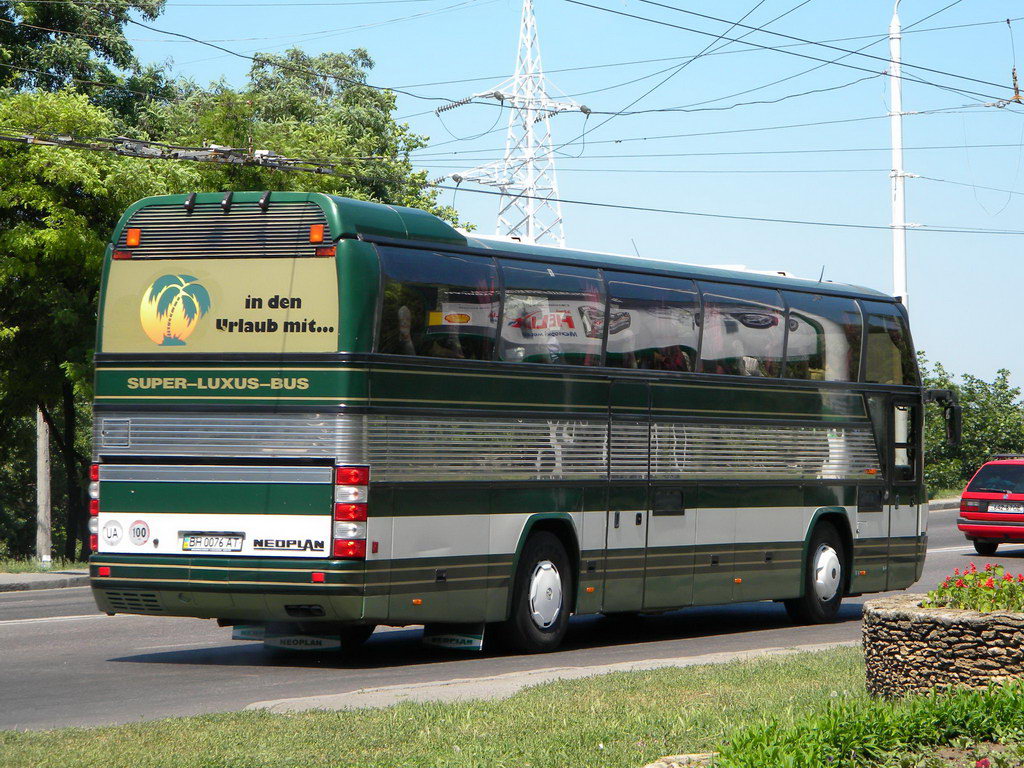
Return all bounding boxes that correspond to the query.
[0,573,90,593]
[246,639,861,714]
[929,498,960,513]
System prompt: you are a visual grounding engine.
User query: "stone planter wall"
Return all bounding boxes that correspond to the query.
[863,594,1024,697]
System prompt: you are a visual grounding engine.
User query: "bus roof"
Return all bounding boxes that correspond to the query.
[115,192,894,302]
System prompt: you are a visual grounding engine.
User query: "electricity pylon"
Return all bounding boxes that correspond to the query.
[438,0,589,247]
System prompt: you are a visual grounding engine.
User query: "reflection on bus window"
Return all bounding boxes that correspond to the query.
[378,247,499,360]
[862,301,917,386]
[605,273,699,372]
[499,261,605,366]
[699,283,784,377]
[783,292,862,382]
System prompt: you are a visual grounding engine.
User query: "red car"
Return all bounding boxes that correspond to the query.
[958,456,1024,555]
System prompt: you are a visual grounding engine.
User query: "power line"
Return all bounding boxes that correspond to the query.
[562,0,1019,105]
[412,104,991,158]
[633,0,1015,96]
[430,182,1024,236]
[394,16,1024,91]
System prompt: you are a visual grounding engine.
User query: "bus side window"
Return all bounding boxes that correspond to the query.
[861,301,918,386]
[698,283,785,377]
[378,247,499,361]
[498,260,605,366]
[605,273,699,372]
[782,292,862,382]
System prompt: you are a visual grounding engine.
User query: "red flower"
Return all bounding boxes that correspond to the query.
[986,563,993,571]
[969,563,978,573]
[1004,573,1014,581]
[956,579,967,587]
[985,577,995,588]
[1018,574,1024,583]
[977,758,991,768]
[955,568,961,576]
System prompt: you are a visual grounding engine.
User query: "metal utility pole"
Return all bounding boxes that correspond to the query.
[440,0,589,247]
[889,0,909,307]
[35,408,51,568]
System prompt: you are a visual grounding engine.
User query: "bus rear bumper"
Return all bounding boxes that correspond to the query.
[89,555,371,623]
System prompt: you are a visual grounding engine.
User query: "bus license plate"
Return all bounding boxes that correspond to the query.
[989,503,1023,513]
[181,532,244,552]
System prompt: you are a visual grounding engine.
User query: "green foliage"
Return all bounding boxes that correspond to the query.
[923,562,1024,613]
[921,355,1024,492]
[0,1,174,120]
[718,683,1024,768]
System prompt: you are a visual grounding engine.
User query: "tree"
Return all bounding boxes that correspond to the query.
[921,355,1024,492]
[0,1,163,87]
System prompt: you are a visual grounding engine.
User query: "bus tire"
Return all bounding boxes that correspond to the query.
[973,540,999,556]
[784,522,845,624]
[501,531,572,653]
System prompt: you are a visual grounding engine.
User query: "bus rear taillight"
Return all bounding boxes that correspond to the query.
[333,466,368,559]
[89,464,100,551]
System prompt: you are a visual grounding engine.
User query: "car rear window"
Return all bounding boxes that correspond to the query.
[966,464,1024,494]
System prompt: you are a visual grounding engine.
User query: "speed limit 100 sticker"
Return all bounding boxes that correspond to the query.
[129,520,150,546]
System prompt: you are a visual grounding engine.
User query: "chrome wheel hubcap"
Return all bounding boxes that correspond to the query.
[529,560,562,629]
[812,544,842,602]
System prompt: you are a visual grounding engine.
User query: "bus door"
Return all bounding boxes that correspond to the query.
[887,397,923,588]
[643,482,696,609]
[604,380,649,612]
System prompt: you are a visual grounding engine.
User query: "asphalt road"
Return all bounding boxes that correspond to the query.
[0,507,1011,731]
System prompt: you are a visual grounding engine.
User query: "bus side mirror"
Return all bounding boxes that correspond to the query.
[944,402,962,448]
[925,388,961,448]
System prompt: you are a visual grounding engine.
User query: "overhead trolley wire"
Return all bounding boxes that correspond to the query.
[4,127,1024,236]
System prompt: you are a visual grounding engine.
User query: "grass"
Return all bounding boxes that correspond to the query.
[928,487,963,501]
[0,647,867,768]
[0,557,88,574]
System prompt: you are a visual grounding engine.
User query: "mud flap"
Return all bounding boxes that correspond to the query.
[422,623,485,651]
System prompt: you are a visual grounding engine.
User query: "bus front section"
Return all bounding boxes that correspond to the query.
[89,192,381,649]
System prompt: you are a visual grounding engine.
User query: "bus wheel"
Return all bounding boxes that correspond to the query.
[974,540,999,556]
[785,522,845,624]
[502,532,572,653]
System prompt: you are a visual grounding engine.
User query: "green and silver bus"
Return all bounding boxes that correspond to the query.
[88,191,958,653]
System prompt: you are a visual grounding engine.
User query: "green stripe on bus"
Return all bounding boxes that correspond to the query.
[99,481,332,515]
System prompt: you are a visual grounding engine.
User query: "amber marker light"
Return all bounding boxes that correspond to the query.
[734,578,743,584]
[309,224,325,243]
[412,599,423,606]
[125,228,141,247]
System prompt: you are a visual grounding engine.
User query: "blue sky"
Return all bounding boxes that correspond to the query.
[129,0,1024,384]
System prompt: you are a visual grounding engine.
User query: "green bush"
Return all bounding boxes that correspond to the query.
[718,683,1024,768]
[922,562,1024,613]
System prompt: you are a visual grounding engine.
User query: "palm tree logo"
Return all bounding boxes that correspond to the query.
[139,275,212,346]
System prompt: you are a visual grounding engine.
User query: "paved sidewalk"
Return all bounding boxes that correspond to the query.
[0,570,89,593]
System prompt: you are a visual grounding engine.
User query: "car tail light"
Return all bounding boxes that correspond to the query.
[333,466,368,559]
[961,498,981,512]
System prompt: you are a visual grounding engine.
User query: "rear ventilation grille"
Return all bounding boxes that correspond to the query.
[116,201,330,259]
[105,591,165,614]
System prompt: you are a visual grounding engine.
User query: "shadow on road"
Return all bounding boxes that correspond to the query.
[107,599,863,670]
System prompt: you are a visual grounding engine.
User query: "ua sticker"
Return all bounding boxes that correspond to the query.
[140,275,211,346]
[102,521,123,546]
